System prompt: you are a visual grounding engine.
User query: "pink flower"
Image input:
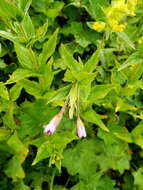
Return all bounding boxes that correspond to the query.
[43,113,63,135]
[77,116,86,138]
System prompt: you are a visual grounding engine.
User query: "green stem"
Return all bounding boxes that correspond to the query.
[50,169,56,190]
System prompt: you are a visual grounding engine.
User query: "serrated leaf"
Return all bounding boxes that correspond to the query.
[19,79,43,98]
[5,69,41,84]
[39,28,59,65]
[117,32,135,49]
[84,49,100,72]
[82,109,109,132]
[0,0,23,21]
[32,132,76,165]
[60,44,82,72]
[62,139,103,178]
[14,43,37,70]
[88,84,113,103]
[21,13,35,38]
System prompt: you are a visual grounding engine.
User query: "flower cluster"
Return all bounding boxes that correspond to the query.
[110,20,125,32]
[92,0,137,33]
[92,22,105,32]
[43,101,86,138]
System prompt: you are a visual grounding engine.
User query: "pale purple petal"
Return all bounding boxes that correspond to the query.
[43,113,63,135]
[77,117,87,138]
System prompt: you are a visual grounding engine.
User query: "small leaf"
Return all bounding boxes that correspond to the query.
[5,69,41,84]
[39,28,59,65]
[0,128,11,141]
[4,155,25,179]
[0,0,23,21]
[60,44,82,72]
[82,109,109,132]
[131,121,143,149]
[21,13,35,38]
[117,32,135,49]
[0,82,9,100]
[84,49,100,72]
[88,84,113,103]
[19,79,43,98]
[10,82,23,101]
[14,43,37,70]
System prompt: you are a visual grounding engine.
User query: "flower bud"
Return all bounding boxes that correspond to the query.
[43,112,63,135]
[77,116,86,138]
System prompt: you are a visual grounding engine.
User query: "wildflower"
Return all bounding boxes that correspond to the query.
[110,20,119,27]
[43,102,67,135]
[110,20,125,32]
[43,112,63,134]
[92,22,105,31]
[77,116,86,138]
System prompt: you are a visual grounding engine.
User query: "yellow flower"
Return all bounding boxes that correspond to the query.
[112,24,125,32]
[92,22,105,31]
[110,20,119,27]
[110,20,125,32]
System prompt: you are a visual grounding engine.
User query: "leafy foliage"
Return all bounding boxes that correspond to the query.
[0,0,143,189]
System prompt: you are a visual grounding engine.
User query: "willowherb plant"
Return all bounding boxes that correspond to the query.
[0,0,143,189]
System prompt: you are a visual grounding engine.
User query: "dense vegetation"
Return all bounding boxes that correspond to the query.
[0,0,143,189]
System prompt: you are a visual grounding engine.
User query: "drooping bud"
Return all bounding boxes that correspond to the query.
[43,112,63,135]
[77,116,86,138]
[43,101,67,135]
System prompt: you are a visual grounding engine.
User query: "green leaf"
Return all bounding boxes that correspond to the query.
[62,139,103,178]
[117,32,135,49]
[39,57,54,90]
[88,84,113,103]
[19,79,43,98]
[0,82,9,100]
[44,85,71,103]
[14,43,37,70]
[133,167,143,189]
[13,180,30,190]
[18,0,32,12]
[71,175,118,190]
[5,69,41,84]
[4,155,25,179]
[118,51,143,71]
[21,13,35,38]
[39,28,59,65]
[0,31,17,42]
[82,109,109,132]
[7,131,28,159]
[36,21,48,39]
[0,128,11,141]
[84,49,100,72]
[10,82,23,101]
[60,44,82,72]
[0,0,23,21]
[32,132,76,165]
[18,100,58,138]
[46,1,64,18]
[88,0,108,20]
[98,128,131,173]
[131,121,143,149]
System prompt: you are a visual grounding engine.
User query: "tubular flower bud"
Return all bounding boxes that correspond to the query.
[77,116,86,138]
[43,102,67,135]
[43,113,63,135]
